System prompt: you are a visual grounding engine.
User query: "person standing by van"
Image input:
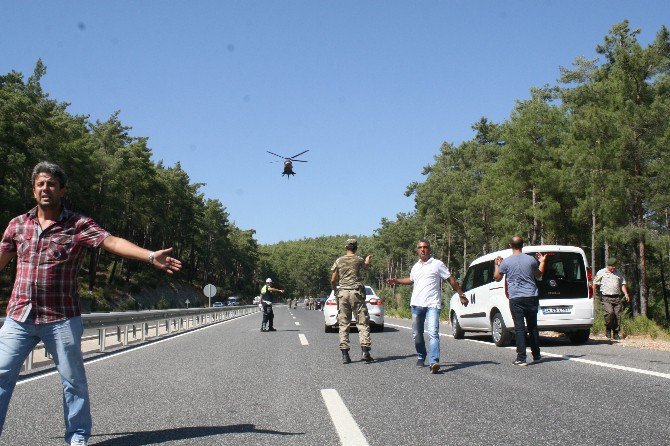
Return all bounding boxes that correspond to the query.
[493,236,547,366]
[260,278,284,331]
[387,239,468,374]
[594,258,630,341]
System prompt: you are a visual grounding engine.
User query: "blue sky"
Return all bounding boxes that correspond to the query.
[3,1,669,244]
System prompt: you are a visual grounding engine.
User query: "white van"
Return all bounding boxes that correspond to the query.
[449,245,594,346]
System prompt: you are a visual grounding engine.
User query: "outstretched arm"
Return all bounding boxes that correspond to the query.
[386,277,413,286]
[101,236,182,274]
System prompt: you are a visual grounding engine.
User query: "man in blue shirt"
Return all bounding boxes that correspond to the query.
[493,236,547,366]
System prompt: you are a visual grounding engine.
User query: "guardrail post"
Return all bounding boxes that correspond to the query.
[132,325,137,339]
[123,325,129,346]
[166,319,171,334]
[155,321,159,337]
[116,326,121,342]
[23,350,34,372]
[141,323,146,342]
[99,328,106,352]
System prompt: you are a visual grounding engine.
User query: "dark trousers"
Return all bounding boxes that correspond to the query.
[261,303,274,329]
[509,297,540,361]
[601,295,623,333]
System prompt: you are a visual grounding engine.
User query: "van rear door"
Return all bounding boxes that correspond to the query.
[537,251,588,300]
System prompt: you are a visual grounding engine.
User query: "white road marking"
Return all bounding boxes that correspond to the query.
[299,334,309,345]
[18,312,258,385]
[293,316,297,319]
[321,388,370,446]
[295,321,301,326]
[384,322,670,380]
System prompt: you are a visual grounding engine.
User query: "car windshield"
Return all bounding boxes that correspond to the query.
[365,287,374,295]
[536,252,588,299]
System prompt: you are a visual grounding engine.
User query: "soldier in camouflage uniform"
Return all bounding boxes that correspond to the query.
[331,239,373,364]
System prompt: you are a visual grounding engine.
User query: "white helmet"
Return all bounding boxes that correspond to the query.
[265,278,273,283]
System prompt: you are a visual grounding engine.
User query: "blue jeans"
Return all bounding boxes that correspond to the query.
[509,297,541,361]
[0,317,91,443]
[411,306,440,365]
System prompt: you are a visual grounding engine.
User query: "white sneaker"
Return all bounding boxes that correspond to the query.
[70,438,88,446]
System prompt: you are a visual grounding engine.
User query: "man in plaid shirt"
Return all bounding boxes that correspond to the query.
[0,161,182,446]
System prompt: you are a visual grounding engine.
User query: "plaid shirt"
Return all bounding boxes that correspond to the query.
[0,207,110,324]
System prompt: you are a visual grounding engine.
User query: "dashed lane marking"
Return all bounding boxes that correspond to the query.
[321,388,369,446]
[299,334,309,345]
[384,322,670,380]
[295,321,301,326]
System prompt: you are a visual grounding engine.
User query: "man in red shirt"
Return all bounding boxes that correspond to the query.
[0,161,182,446]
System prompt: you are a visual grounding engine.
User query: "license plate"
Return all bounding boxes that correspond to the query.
[542,306,572,315]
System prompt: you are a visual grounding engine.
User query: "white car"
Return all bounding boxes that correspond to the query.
[449,245,594,346]
[323,285,385,333]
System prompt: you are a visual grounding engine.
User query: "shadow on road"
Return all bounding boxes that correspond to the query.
[89,424,304,445]
[371,353,416,364]
[441,360,499,373]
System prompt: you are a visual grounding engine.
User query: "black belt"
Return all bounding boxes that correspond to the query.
[602,294,621,297]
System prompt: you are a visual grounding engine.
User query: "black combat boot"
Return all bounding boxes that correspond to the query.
[341,350,351,364]
[362,346,373,362]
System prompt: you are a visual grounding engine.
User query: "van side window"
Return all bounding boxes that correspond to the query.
[462,267,475,292]
[472,261,495,288]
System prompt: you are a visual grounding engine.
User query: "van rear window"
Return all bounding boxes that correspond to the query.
[537,252,588,299]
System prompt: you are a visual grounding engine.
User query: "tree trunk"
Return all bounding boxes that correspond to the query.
[591,208,596,280]
[659,251,669,327]
[531,186,538,245]
[639,234,648,316]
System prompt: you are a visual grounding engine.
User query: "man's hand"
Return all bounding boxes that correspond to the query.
[152,248,182,274]
[495,256,503,266]
[459,293,468,307]
[386,278,397,285]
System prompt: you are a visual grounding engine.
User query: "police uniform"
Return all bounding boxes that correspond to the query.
[260,281,276,332]
[594,261,627,339]
[331,240,372,363]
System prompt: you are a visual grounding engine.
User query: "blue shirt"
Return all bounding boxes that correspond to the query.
[498,253,539,299]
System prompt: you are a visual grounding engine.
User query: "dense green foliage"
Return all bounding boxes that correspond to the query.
[0,61,259,309]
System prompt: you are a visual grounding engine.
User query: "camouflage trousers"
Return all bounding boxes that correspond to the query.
[338,288,371,350]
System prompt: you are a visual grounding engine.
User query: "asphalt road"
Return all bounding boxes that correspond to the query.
[2,305,669,445]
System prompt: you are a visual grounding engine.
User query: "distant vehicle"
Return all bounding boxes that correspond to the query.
[315,297,327,311]
[227,296,240,306]
[212,302,224,308]
[324,286,384,332]
[449,245,594,346]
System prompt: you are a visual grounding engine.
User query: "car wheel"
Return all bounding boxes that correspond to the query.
[374,324,384,332]
[491,312,511,347]
[567,329,590,344]
[451,312,464,339]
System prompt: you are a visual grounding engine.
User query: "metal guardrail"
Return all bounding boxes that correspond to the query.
[0,306,259,372]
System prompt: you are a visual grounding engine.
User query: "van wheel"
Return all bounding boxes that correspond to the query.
[568,329,590,344]
[325,325,332,333]
[491,312,511,347]
[451,312,465,339]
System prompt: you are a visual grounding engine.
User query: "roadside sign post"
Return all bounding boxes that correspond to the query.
[203,284,217,307]
[185,299,190,309]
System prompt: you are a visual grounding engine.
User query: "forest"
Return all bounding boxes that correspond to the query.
[1,21,669,330]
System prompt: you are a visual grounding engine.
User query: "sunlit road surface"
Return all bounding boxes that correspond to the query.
[2,306,669,445]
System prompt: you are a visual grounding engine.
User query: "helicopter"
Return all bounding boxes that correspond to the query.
[267,150,309,177]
